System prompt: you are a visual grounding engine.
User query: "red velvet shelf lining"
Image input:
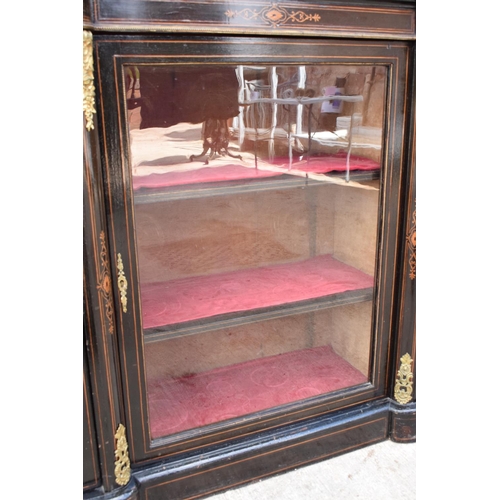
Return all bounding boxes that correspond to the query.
[141,255,374,329]
[133,153,379,191]
[148,345,367,438]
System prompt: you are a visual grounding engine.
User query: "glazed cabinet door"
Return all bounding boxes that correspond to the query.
[94,34,412,464]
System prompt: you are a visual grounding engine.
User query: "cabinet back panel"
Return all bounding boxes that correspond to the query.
[134,182,378,284]
[135,187,321,283]
[144,303,371,380]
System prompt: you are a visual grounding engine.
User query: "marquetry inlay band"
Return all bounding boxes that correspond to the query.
[97,231,115,334]
[226,3,321,28]
[394,353,414,405]
[407,205,416,280]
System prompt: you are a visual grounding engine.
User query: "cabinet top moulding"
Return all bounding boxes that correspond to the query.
[84,0,416,40]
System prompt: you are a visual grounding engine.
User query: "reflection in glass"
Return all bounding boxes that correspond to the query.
[126,64,386,439]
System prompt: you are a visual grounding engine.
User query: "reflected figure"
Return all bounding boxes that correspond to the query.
[128,64,385,186]
[137,66,242,164]
[189,118,242,164]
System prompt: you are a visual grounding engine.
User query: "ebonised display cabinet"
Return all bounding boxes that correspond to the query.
[83,1,416,498]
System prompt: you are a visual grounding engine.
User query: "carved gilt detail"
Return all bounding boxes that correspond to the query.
[116,253,128,313]
[394,353,414,405]
[114,424,131,486]
[83,30,96,131]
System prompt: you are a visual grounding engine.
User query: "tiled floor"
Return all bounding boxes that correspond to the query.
[208,439,416,499]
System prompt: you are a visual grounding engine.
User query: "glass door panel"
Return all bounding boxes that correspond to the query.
[126,63,387,439]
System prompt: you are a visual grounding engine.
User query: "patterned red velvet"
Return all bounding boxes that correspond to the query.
[141,255,373,329]
[148,345,367,438]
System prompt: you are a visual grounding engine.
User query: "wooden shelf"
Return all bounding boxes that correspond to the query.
[132,161,380,204]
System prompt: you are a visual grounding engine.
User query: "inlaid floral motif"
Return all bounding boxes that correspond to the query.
[226,3,321,28]
[97,231,115,335]
[407,205,416,280]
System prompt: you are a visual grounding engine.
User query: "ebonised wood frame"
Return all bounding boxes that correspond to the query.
[94,34,411,461]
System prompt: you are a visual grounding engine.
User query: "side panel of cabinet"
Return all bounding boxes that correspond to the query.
[395,117,416,384]
[84,112,129,492]
[84,330,101,491]
[389,45,415,441]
